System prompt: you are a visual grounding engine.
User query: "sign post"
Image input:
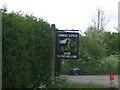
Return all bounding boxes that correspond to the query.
[51,24,79,78]
[51,24,56,77]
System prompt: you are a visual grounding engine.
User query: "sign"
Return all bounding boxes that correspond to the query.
[56,32,79,59]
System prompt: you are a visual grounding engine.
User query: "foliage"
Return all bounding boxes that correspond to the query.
[82,55,118,75]
[85,26,118,56]
[84,7,117,56]
[2,8,61,88]
[55,58,61,76]
[2,6,119,88]
[84,26,106,45]
[60,36,106,75]
[60,10,118,75]
[61,55,118,75]
[85,8,118,57]
[97,55,118,74]
[91,8,110,30]
[60,34,118,75]
[79,36,106,61]
[104,32,119,56]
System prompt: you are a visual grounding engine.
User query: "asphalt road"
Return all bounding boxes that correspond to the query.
[60,75,119,88]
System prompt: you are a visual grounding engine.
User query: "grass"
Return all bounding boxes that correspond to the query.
[52,82,106,88]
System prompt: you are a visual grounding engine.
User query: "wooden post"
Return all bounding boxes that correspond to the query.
[51,24,56,77]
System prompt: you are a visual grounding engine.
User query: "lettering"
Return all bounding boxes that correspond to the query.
[57,33,78,38]
[63,52,71,55]
[68,34,78,37]
[57,55,77,58]
[58,34,68,37]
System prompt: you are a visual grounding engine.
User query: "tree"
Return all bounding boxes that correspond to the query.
[91,8,110,31]
[85,8,110,46]
[104,32,119,55]
[84,26,105,45]
[79,36,106,62]
[61,36,106,75]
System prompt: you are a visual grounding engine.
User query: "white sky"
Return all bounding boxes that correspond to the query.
[1,0,119,33]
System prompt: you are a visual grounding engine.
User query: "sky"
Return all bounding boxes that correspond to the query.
[0,0,119,33]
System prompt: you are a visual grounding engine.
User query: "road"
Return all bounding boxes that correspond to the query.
[60,75,119,88]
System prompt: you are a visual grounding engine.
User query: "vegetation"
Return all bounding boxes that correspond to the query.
[2,8,61,88]
[61,28,118,75]
[2,6,119,88]
[60,9,118,75]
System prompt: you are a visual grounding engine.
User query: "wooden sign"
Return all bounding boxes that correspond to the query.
[56,32,79,59]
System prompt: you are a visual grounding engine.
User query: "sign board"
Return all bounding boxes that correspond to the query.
[56,32,79,59]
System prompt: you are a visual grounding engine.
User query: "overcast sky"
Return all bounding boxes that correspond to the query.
[1,0,119,33]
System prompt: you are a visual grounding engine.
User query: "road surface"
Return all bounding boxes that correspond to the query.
[60,75,119,88]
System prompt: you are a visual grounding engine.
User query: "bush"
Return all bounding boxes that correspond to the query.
[2,9,55,88]
[97,55,118,74]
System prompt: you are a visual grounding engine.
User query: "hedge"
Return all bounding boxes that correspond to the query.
[2,9,59,88]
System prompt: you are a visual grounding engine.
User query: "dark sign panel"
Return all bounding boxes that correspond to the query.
[56,32,79,59]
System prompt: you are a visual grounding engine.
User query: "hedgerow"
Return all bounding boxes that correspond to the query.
[2,9,60,88]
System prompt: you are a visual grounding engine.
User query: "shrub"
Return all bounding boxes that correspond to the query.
[2,9,56,88]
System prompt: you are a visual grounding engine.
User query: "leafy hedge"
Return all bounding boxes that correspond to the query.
[2,10,56,88]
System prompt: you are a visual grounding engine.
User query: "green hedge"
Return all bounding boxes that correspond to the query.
[2,10,56,88]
